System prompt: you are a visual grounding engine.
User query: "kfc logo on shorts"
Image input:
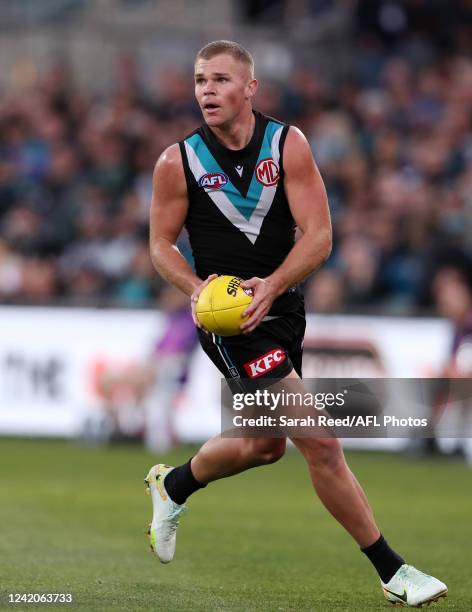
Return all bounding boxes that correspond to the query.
[244,348,286,378]
[255,158,279,186]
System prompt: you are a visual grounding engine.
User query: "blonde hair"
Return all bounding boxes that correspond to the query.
[195,40,254,77]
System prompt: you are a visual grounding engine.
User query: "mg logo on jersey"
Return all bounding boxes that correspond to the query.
[255,158,279,187]
[244,348,286,378]
[199,172,228,190]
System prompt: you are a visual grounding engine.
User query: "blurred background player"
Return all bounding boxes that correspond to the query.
[433,268,472,462]
[144,284,198,453]
[85,281,197,450]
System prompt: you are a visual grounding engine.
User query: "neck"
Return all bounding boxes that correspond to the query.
[209,107,255,151]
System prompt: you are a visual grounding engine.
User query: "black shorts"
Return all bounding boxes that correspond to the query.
[197,300,306,392]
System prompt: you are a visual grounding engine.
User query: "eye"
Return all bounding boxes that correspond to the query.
[217,77,228,83]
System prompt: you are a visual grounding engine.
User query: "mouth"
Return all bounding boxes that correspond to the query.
[203,103,220,113]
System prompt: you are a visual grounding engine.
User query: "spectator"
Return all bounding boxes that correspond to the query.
[0,16,470,314]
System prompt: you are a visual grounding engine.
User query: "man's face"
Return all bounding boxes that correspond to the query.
[194,54,257,128]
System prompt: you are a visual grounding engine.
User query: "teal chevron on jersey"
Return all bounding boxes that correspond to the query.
[186,132,256,220]
[180,111,295,276]
[185,120,283,226]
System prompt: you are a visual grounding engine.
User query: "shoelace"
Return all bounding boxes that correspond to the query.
[397,565,431,591]
[163,505,187,537]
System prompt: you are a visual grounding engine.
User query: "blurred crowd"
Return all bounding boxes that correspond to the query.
[300,50,472,315]
[0,4,471,314]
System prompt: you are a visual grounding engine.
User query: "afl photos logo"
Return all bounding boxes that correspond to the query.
[199,172,228,191]
[255,158,279,186]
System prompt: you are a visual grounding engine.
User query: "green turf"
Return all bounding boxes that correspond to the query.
[0,438,470,611]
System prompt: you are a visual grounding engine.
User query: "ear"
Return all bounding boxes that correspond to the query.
[246,78,258,100]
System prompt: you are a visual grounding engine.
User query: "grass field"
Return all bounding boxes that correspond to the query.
[0,438,471,611]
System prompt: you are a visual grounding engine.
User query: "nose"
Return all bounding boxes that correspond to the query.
[203,80,215,95]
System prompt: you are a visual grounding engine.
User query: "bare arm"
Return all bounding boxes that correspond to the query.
[241,127,332,332]
[149,144,217,326]
[267,126,332,292]
[149,144,201,297]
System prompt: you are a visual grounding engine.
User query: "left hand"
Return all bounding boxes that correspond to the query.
[240,277,278,334]
[190,273,218,332]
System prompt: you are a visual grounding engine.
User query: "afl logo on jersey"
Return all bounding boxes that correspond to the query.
[255,158,279,186]
[199,172,228,190]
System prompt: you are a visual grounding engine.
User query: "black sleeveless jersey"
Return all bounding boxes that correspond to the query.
[179,111,302,315]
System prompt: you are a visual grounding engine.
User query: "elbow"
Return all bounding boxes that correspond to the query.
[149,237,169,274]
[301,226,332,274]
[313,228,332,268]
[322,229,333,262]
[149,243,160,273]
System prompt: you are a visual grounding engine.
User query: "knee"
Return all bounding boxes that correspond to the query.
[246,438,286,465]
[299,437,344,471]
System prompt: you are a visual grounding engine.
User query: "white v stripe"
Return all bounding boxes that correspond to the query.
[184,125,283,245]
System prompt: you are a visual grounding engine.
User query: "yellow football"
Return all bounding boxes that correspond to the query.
[196,275,254,336]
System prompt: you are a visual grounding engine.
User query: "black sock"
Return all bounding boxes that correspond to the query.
[164,459,207,505]
[361,534,405,583]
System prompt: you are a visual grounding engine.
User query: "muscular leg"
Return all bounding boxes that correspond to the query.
[190,371,378,546]
[162,369,406,583]
[170,369,379,550]
[291,435,379,547]
[149,379,443,604]
[191,436,286,483]
[280,370,379,547]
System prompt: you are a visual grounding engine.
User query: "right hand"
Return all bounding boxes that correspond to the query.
[191,274,218,331]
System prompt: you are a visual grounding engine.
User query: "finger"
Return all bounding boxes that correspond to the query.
[243,316,264,333]
[191,274,217,304]
[191,275,216,328]
[242,317,263,334]
[243,297,262,317]
[190,293,200,311]
[190,302,201,327]
[243,291,266,317]
[195,275,217,297]
[241,277,259,289]
[241,308,265,330]
[191,286,204,327]
[241,303,268,332]
[191,288,202,302]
